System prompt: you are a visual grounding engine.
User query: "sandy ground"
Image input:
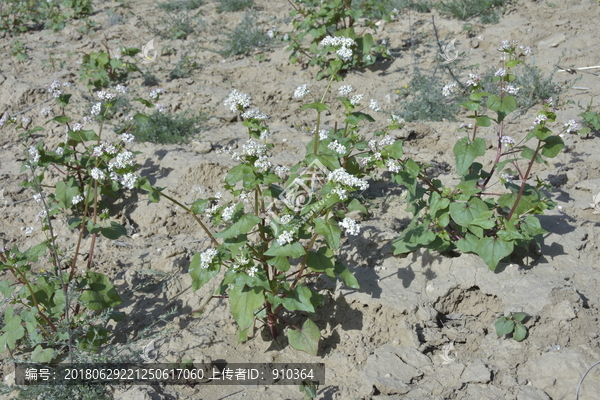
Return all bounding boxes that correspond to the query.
[1,0,600,399]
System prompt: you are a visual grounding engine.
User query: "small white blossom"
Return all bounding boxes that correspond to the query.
[156,104,166,113]
[149,88,165,100]
[274,166,289,178]
[97,91,116,101]
[28,146,40,163]
[339,217,360,235]
[328,140,347,154]
[279,215,294,224]
[379,135,395,148]
[121,133,135,143]
[72,194,84,204]
[336,46,353,61]
[294,84,310,99]
[255,155,272,170]
[121,173,137,189]
[505,85,520,95]
[40,106,53,117]
[564,119,579,134]
[277,230,295,246]
[115,84,128,94]
[338,85,353,96]
[328,168,369,191]
[350,94,364,106]
[224,89,251,112]
[108,151,136,170]
[72,123,83,132]
[519,45,532,55]
[91,168,105,181]
[465,74,481,87]
[332,188,347,200]
[199,248,218,269]
[91,102,102,116]
[33,193,43,203]
[532,114,548,126]
[369,99,382,112]
[222,205,236,222]
[442,82,458,96]
[247,265,259,277]
[501,136,516,147]
[242,109,269,121]
[24,226,34,235]
[495,68,507,77]
[386,159,401,173]
[388,114,405,125]
[267,29,274,39]
[56,146,64,156]
[21,116,31,124]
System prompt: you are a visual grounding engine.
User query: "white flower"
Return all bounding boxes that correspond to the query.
[91,102,102,116]
[255,154,272,170]
[294,84,310,99]
[242,140,268,157]
[519,45,532,55]
[564,119,579,134]
[319,36,356,61]
[505,85,519,95]
[378,135,395,148]
[442,82,458,96]
[339,217,360,235]
[319,129,329,141]
[115,84,128,94]
[97,91,116,101]
[0,112,9,126]
[21,116,31,124]
[501,136,516,147]
[56,146,64,156]
[532,114,548,126]
[336,46,353,61]
[350,94,364,106]
[199,248,218,269]
[279,215,294,224]
[149,88,165,100]
[72,194,84,204]
[266,29,274,39]
[33,193,43,203]
[328,140,347,154]
[72,123,83,132]
[277,230,295,246]
[121,173,137,189]
[28,146,40,163]
[332,188,347,200]
[247,265,259,277]
[91,168,105,180]
[386,159,401,173]
[388,114,404,125]
[369,99,382,112]
[338,85,353,96]
[242,109,268,120]
[495,68,507,77]
[224,89,251,112]
[24,227,34,235]
[465,74,481,87]
[274,165,290,178]
[108,151,135,170]
[121,133,135,143]
[222,205,236,222]
[40,106,53,117]
[328,168,369,191]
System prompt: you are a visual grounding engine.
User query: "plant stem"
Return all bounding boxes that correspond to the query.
[507,141,542,221]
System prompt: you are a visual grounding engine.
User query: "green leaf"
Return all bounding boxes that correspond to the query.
[267,256,290,272]
[513,322,527,341]
[100,222,127,240]
[470,92,491,101]
[347,198,368,215]
[391,222,436,254]
[314,218,341,250]
[456,233,479,253]
[344,112,375,125]
[334,262,359,289]
[512,312,527,322]
[31,345,55,362]
[264,241,305,258]
[68,129,99,142]
[449,197,488,227]
[475,116,491,127]
[282,286,319,313]
[229,285,263,342]
[461,101,480,111]
[486,94,517,115]
[495,316,514,337]
[55,178,80,209]
[0,312,24,350]
[541,136,564,158]
[469,210,495,229]
[306,247,335,276]
[80,272,122,310]
[214,214,261,239]
[50,116,71,124]
[384,140,403,158]
[429,192,450,215]
[225,164,255,186]
[24,242,47,262]
[288,318,320,356]
[453,137,486,175]
[133,113,151,124]
[189,252,220,291]
[476,237,514,270]
[301,102,329,113]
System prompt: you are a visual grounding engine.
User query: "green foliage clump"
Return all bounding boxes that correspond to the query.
[0,0,93,34]
[396,71,461,122]
[217,0,254,13]
[129,111,206,144]
[219,12,272,57]
[79,47,140,90]
[158,0,204,12]
[436,0,509,24]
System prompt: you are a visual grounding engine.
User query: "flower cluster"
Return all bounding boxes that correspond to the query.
[294,84,310,99]
[91,102,102,116]
[465,74,481,88]
[149,88,165,100]
[108,150,136,170]
[350,94,364,106]
[328,140,347,154]
[504,85,520,95]
[328,168,369,191]
[28,146,40,164]
[319,36,356,62]
[388,114,405,125]
[564,119,579,134]
[369,99,382,112]
[338,85,353,96]
[501,136,516,147]
[339,217,360,235]
[277,230,295,246]
[442,83,458,97]
[242,109,268,121]
[46,81,70,98]
[97,91,116,101]
[199,248,218,269]
[224,89,251,112]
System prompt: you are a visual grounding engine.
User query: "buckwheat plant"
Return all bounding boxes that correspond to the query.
[142,60,405,355]
[0,82,159,362]
[391,40,569,271]
[286,0,390,79]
